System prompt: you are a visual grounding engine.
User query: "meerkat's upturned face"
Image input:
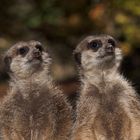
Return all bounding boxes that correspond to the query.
[4,41,51,78]
[74,35,122,70]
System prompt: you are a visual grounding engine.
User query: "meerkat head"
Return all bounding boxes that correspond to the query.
[4,40,51,79]
[74,35,122,71]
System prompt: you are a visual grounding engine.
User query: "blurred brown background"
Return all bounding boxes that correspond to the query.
[0,0,140,100]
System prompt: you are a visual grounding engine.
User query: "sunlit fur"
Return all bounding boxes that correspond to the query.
[0,41,72,140]
[72,35,140,140]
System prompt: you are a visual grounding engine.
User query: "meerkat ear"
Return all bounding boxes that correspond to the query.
[73,51,81,65]
[3,55,12,72]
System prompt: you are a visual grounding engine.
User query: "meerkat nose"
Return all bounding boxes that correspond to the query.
[33,49,41,58]
[105,45,114,53]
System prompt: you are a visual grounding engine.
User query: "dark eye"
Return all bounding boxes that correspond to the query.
[88,40,101,51]
[18,46,29,56]
[108,39,116,47]
[35,44,43,52]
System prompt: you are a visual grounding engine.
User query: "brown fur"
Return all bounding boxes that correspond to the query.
[0,41,72,140]
[72,35,140,140]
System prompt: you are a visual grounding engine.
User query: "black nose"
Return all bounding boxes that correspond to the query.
[105,45,114,53]
[33,49,41,58]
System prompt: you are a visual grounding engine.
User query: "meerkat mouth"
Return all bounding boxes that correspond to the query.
[98,52,114,59]
[27,57,43,66]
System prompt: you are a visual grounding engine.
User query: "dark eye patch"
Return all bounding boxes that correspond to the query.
[18,46,29,56]
[108,39,116,47]
[74,52,81,65]
[87,40,102,51]
[4,56,12,72]
[35,44,43,52]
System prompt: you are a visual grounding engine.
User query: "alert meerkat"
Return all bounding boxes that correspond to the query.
[0,41,72,140]
[71,35,140,140]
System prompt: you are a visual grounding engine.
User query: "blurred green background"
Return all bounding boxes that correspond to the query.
[0,0,140,95]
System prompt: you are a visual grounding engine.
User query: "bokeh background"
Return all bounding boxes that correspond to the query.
[0,0,140,99]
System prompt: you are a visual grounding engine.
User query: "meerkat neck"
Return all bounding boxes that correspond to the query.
[81,67,119,87]
[9,67,53,98]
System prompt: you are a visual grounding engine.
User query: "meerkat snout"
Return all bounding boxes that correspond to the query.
[105,38,116,53]
[32,47,42,58]
[4,40,51,78]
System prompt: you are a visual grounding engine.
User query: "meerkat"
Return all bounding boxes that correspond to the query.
[0,41,72,140]
[71,35,140,140]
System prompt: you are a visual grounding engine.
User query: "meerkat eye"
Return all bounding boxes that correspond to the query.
[35,44,43,52]
[108,39,116,47]
[18,46,29,56]
[88,40,101,51]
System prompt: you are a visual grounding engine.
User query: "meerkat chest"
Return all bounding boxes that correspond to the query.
[85,83,131,139]
[11,92,55,130]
